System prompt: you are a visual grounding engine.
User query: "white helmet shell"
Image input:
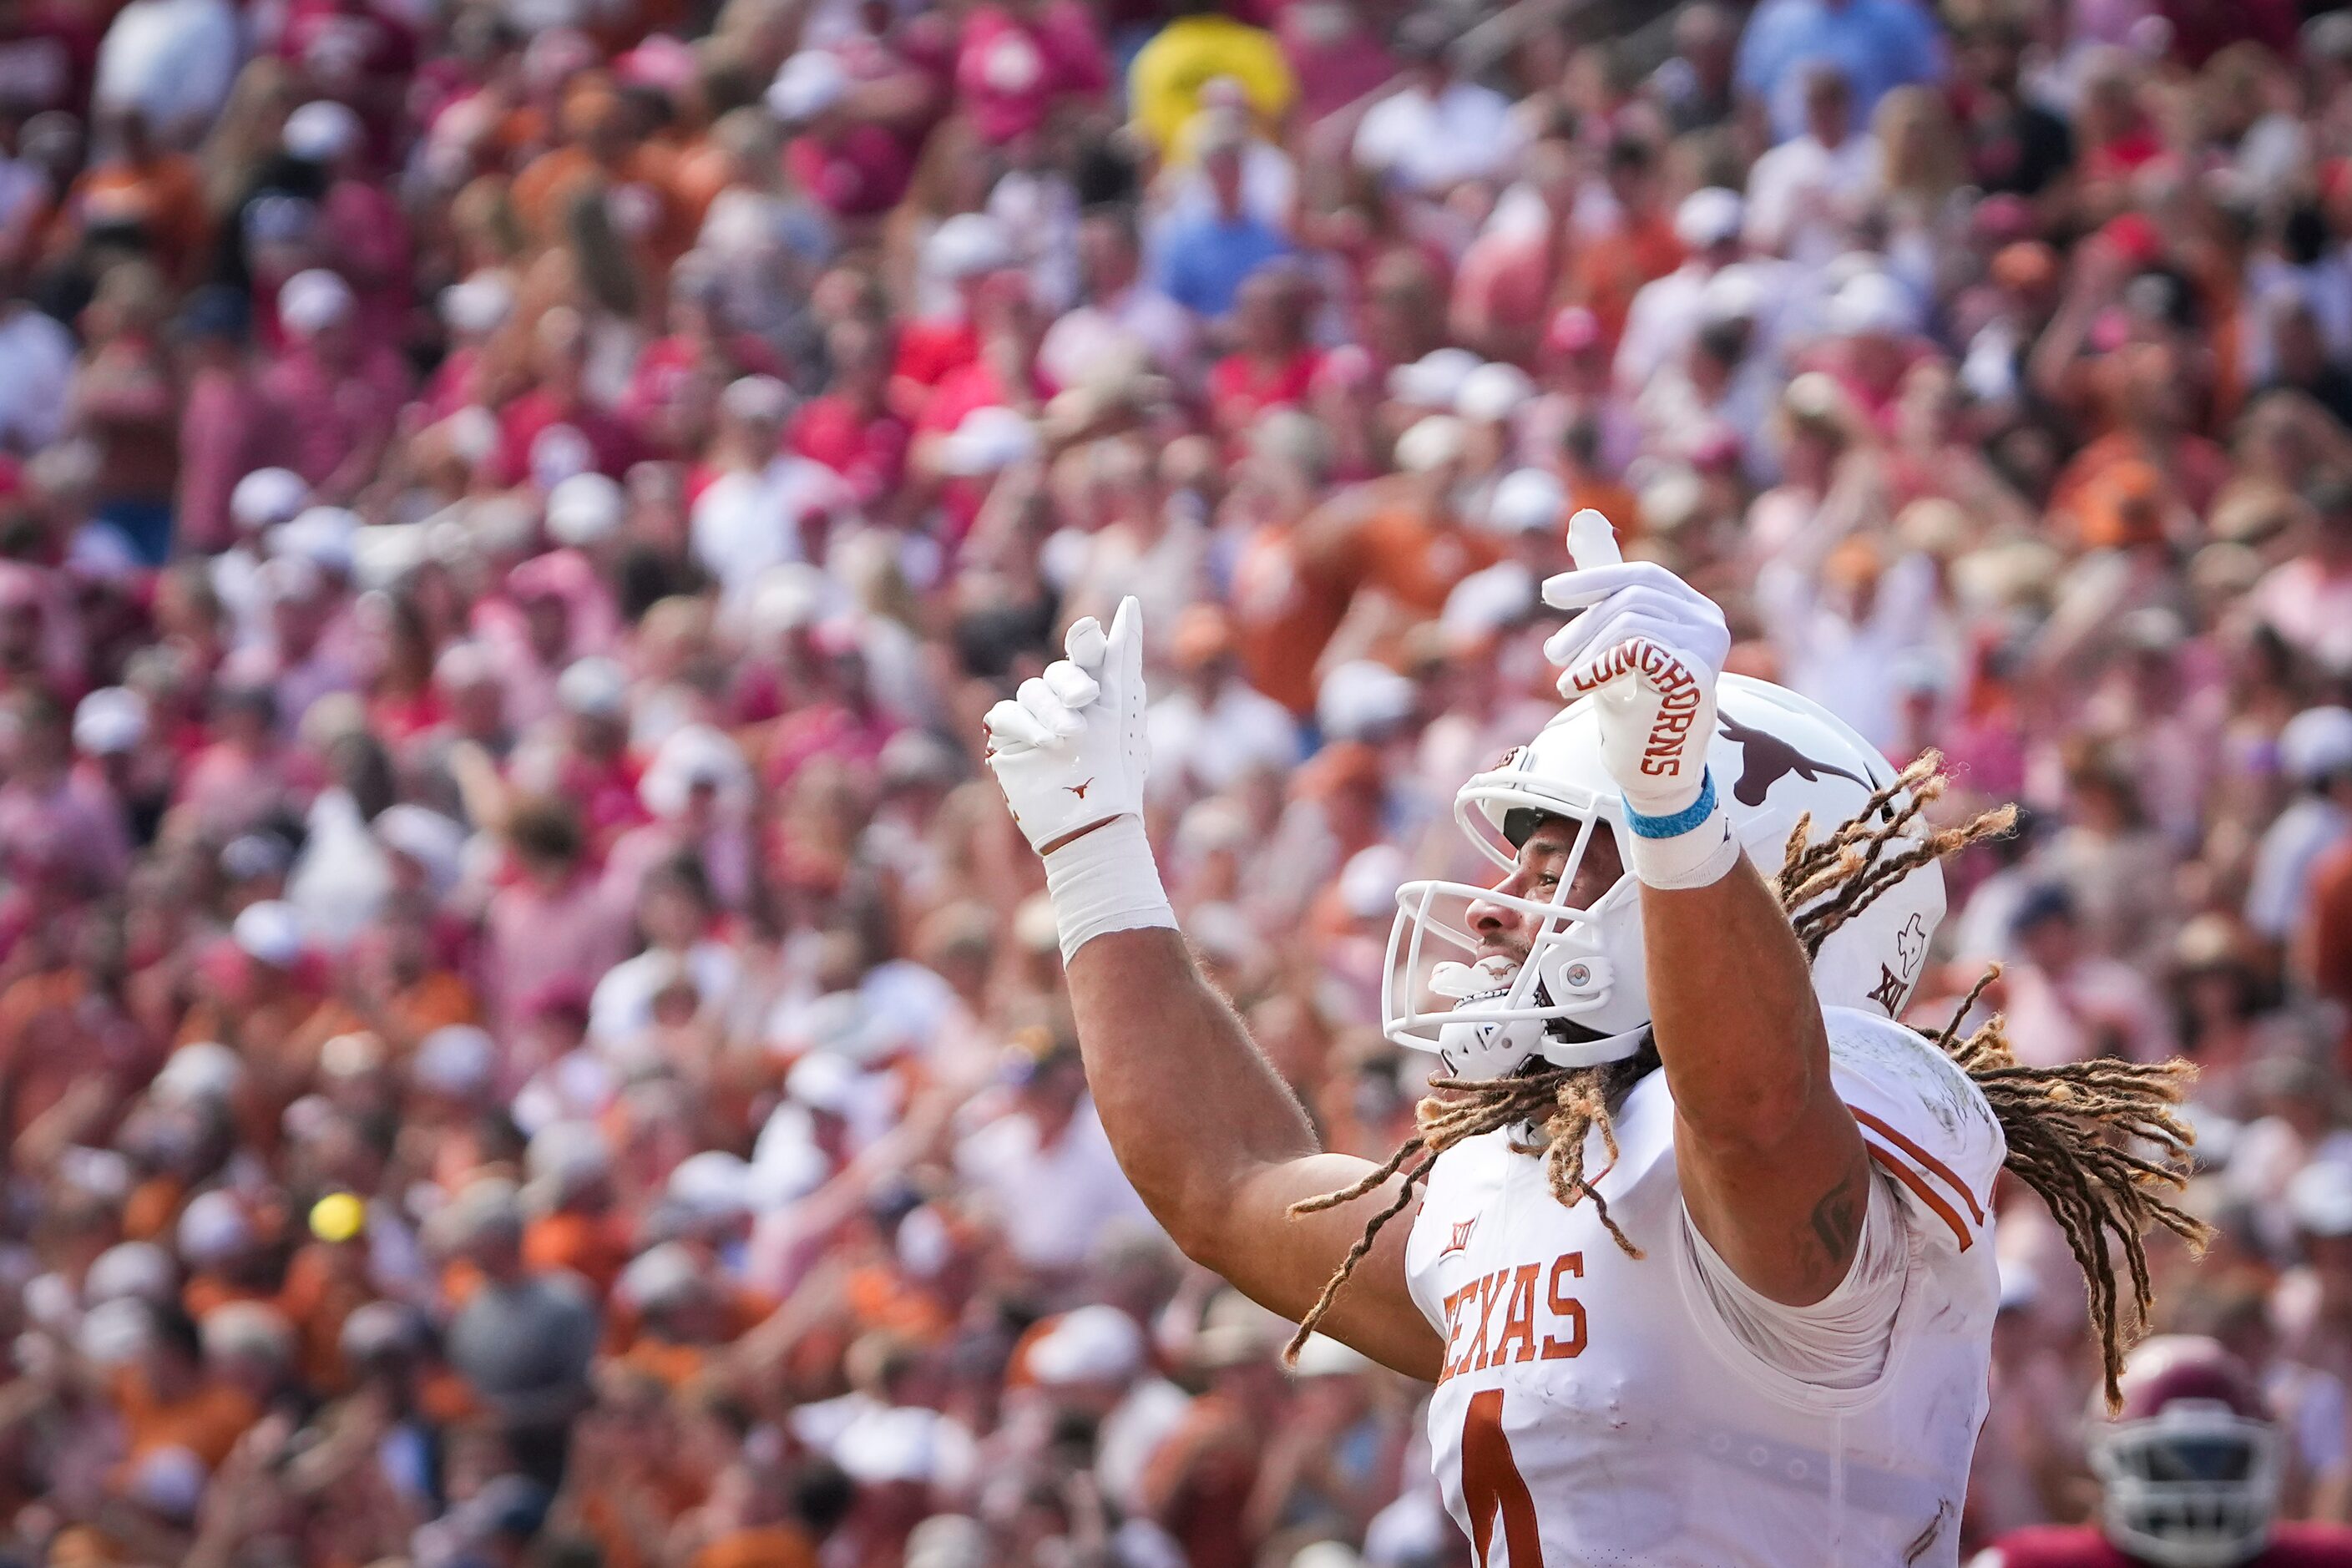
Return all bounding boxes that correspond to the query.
[1383,675,1945,1080]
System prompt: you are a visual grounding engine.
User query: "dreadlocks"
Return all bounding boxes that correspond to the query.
[1284,751,2209,1407]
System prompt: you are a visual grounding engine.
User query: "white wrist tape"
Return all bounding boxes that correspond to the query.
[1040,813,1177,963]
[1622,771,1743,891]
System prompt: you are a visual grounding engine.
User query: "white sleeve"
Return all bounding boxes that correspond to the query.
[1681,1171,1908,1390]
[1826,1006,2006,1257]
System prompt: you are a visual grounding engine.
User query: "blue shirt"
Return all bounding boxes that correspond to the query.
[1734,0,1946,143]
[1153,211,1293,318]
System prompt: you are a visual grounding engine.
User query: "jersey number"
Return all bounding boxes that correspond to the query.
[1461,1388,1544,1566]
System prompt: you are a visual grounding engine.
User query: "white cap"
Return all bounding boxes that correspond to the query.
[1455,362,1535,423]
[56,1146,133,1201]
[617,1241,706,1312]
[766,49,848,121]
[938,405,1038,476]
[1290,1333,1373,1378]
[439,273,514,336]
[1028,1305,1145,1386]
[1318,660,1416,741]
[719,373,793,426]
[787,1048,863,1115]
[1487,468,1564,534]
[751,562,834,635]
[546,471,625,545]
[85,1242,176,1307]
[154,1042,245,1105]
[640,723,750,819]
[177,1190,254,1266]
[2281,706,2352,781]
[442,405,502,467]
[412,1024,497,1098]
[836,1406,976,1487]
[426,1176,524,1253]
[556,655,630,719]
[271,505,360,574]
[667,1149,753,1219]
[1338,845,1408,922]
[200,1300,295,1364]
[906,1516,993,1568]
[373,804,465,891]
[126,1444,210,1522]
[278,268,356,336]
[231,901,305,967]
[73,686,148,756]
[1443,560,1538,649]
[927,212,1012,280]
[747,1134,828,1210]
[1700,263,1768,326]
[284,99,363,164]
[229,468,306,532]
[256,554,326,607]
[1828,271,1915,338]
[524,1119,611,1191]
[319,1030,383,1079]
[1673,186,1744,250]
[1388,347,1481,409]
[1393,414,1465,474]
[1291,1544,1363,1568]
[341,1299,426,1362]
[2292,1161,2352,1237]
[78,1297,157,1367]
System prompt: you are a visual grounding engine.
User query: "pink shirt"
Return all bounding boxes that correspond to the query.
[2253,555,2352,672]
[482,873,631,1042]
[787,126,915,218]
[496,388,646,486]
[953,2,1109,144]
[260,343,409,493]
[0,771,129,892]
[175,365,278,554]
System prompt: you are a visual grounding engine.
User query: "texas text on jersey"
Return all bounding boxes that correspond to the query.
[1407,1004,2004,1568]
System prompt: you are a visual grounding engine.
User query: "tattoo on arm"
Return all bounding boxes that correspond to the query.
[1803,1160,1869,1291]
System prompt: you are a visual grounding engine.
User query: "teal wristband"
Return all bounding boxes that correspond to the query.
[1623,769,1717,839]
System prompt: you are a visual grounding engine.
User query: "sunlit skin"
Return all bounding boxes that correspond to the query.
[1057,780,1868,1383]
[1467,817,1626,969]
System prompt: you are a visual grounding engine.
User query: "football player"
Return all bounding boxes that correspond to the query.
[1973,1335,2352,1568]
[984,513,2199,1565]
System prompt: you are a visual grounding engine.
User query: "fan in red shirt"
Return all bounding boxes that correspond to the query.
[498,306,650,485]
[890,214,1011,421]
[1206,263,1322,452]
[789,317,909,510]
[770,50,916,223]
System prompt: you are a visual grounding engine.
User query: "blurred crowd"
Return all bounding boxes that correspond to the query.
[1,0,2351,1559]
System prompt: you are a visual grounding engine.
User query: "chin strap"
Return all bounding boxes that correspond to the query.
[1535,1024,1648,1070]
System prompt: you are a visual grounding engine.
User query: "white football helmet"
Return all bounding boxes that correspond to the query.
[1383,675,1946,1080]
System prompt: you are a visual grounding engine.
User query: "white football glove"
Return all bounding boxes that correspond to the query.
[1540,512,1738,888]
[984,598,1174,959]
[984,598,1147,853]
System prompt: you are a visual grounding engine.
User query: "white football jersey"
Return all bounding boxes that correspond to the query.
[1404,1005,2006,1568]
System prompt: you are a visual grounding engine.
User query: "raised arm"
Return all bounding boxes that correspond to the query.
[985,602,1444,1378]
[1543,518,1867,1306]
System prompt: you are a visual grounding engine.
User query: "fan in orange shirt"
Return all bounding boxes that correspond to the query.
[511,78,692,265]
[66,111,210,284]
[1232,412,1499,714]
[1561,130,1682,356]
[521,1120,633,1297]
[109,1304,262,1472]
